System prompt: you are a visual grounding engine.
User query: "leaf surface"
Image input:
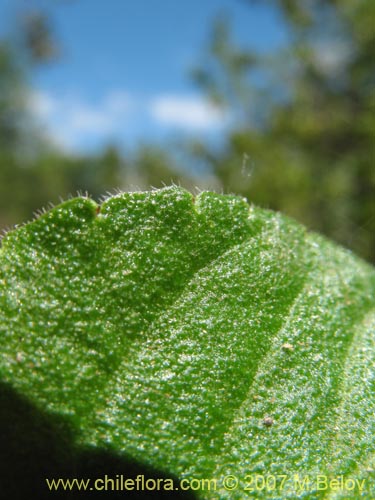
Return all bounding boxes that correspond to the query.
[1,187,374,498]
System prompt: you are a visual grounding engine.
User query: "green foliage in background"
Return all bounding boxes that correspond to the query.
[1,187,374,499]
[191,0,375,263]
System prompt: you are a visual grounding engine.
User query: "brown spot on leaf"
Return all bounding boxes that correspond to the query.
[282,343,294,352]
[262,416,274,427]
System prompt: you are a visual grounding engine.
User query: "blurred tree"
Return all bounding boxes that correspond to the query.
[0,43,28,154]
[191,0,375,262]
[21,11,59,63]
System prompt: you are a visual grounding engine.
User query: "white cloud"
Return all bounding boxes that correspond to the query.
[28,90,228,151]
[69,105,114,133]
[29,89,132,150]
[150,95,226,130]
[30,91,57,117]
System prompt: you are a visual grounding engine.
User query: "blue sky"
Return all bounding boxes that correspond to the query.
[0,0,288,152]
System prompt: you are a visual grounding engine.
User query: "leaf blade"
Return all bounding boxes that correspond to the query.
[1,187,374,499]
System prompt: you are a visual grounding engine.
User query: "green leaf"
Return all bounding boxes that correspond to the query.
[1,186,374,499]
